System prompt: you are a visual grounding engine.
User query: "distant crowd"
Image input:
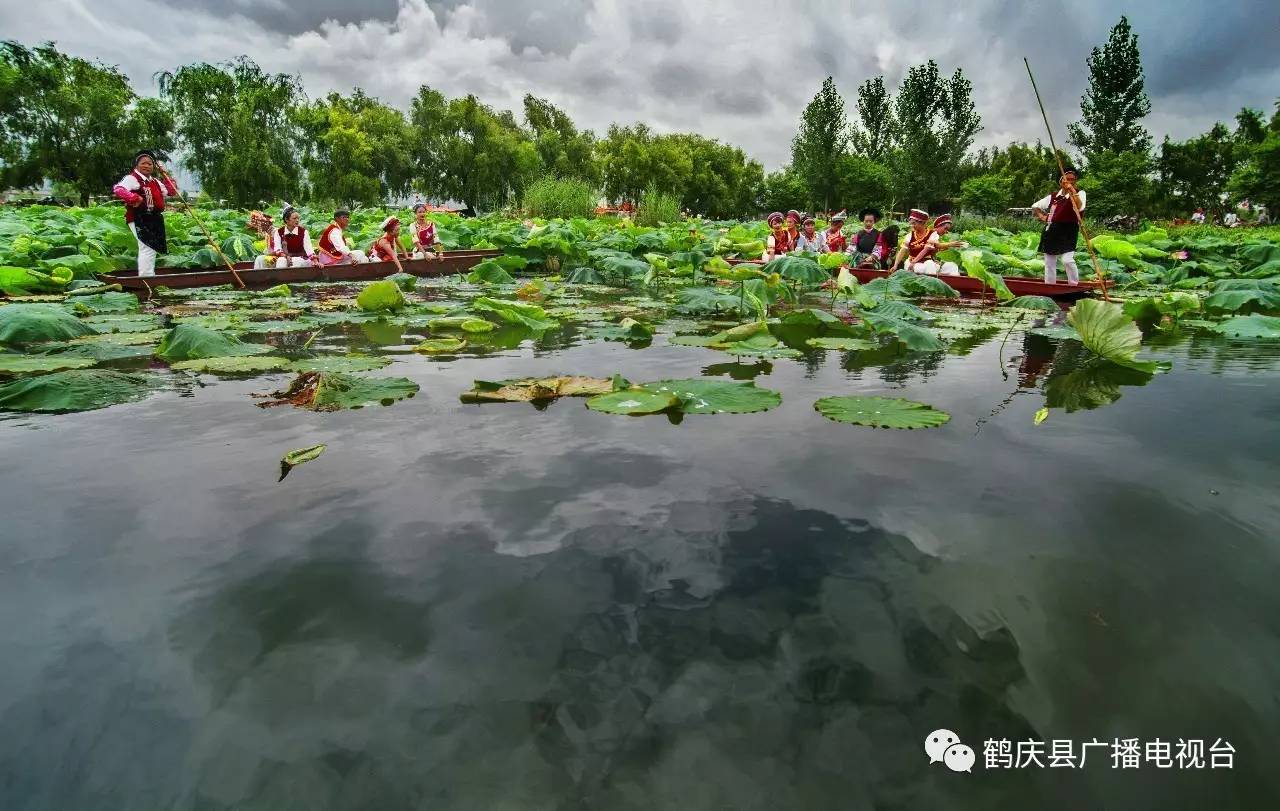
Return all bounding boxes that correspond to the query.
[1187,200,1271,228]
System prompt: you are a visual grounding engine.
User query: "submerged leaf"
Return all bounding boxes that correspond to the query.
[814,396,951,429]
[1066,299,1163,372]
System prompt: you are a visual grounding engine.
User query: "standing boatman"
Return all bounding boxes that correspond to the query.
[1032,167,1087,284]
[112,150,178,278]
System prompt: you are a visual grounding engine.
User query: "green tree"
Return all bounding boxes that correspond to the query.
[670,134,763,218]
[408,85,450,200]
[597,123,690,205]
[832,154,893,213]
[1234,108,1267,146]
[760,167,807,214]
[523,95,599,185]
[439,95,540,211]
[1229,100,1280,212]
[891,61,982,206]
[159,57,302,207]
[959,173,1013,214]
[1068,16,1151,160]
[1155,123,1237,215]
[0,41,174,205]
[1078,150,1153,217]
[790,76,849,211]
[295,90,413,206]
[849,76,895,162]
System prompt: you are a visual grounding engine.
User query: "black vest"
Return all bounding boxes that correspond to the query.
[855,228,879,254]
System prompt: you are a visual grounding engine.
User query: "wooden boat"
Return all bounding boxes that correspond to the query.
[725,258,1104,301]
[102,250,504,296]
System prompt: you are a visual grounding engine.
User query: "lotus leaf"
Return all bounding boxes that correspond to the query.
[1066,299,1164,373]
[585,389,681,415]
[640,378,782,414]
[170,356,290,375]
[156,324,273,362]
[257,372,419,411]
[814,396,951,429]
[0,369,153,413]
[70,291,140,313]
[1004,295,1060,312]
[0,354,96,375]
[287,355,392,373]
[415,338,467,353]
[387,273,417,291]
[462,375,616,403]
[467,260,515,284]
[259,284,291,298]
[279,444,326,481]
[1208,314,1280,339]
[470,296,559,331]
[806,337,878,350]
[0,304,95,345]
[356,280,408,312]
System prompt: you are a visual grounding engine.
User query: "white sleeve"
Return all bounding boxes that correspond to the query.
[269,231,280,253]
[303,230,315,256]
[928,232,941,245]
[116,174,140,191]
[1075,190,1086,212]
[1032,195,1051,211]
[334,229,350,255]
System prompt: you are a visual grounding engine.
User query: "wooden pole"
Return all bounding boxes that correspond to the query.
[159,168,246,289]
[1022,58,1109,301]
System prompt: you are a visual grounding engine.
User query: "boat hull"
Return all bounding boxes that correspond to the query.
[103,250,504,295]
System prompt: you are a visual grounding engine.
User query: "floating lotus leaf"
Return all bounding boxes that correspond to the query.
[45,342,155,363]
[156,324,274,362]
[257,372,419,411]
[0,354,96,375]
[170,356,290,375]
[720,345,803,359]
[1067,299,1163,372]
[1208,314,1280,339]
[0,369,153,413]
[258,284,291,298]
[69,291,140,313]
[470,296,559,331]
[668,334,722,347]
[462,375,615,403]
[415,338,467,354]
[386,273,417,291]
[279,443,326,481]
[287,355,392,373]
[641,378,782,414]
[84,314,166,334]
[585,389,681,415]
[467,260,515,284]
[0,304,95,345]
[806,337,878,350]
[356,280,408,312]
[1005,295,1062,312]
[814,396,951,429]
[239,320,316,334]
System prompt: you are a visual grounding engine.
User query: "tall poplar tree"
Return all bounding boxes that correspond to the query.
[1068,16,1152,160]
[790,76,849,211]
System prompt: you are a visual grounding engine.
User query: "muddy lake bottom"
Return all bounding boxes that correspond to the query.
[2,289,1279,810]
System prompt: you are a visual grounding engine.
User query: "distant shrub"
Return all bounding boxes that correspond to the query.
[635,185,681,227]
[523,177,597,220]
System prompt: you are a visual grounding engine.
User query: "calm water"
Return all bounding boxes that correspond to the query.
[2,302,1279,810]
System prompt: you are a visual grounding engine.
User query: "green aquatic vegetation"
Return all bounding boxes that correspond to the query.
[279,443,326,481]
[256,371,419,411]
[0,353,96,376]
[287,355,391,373]
[886,270,960,299]
[588,317,654,344]
[960,251,1014,301]
[156,324,273,362]
[0,369,154,413]
[1004,295,1060,312]
[1208,314,1280,339]
[0,304,96,345]
[461,375,618,403]
[169,356,289,375]
[84,313,166,334]
[466,259,515,285]
[414,337,467,353]
[69,291,140,313]
[1202,279,1280,314]
[813,396,951,429]
[259,284,292,298]
[859,309,944,352]
[638,378,781,414]
[806,337,878,351]
[356,280,408,312]
[585,389,681,415]
[470,296,559,331]
[1066,299,1164,373]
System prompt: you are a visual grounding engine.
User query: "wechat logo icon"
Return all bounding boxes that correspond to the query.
[925,729,975,773]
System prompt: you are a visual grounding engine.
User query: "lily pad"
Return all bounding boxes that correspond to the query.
[1005,295,1061,312]
[668,334,723,347]
[1208,314,1280,339]
[1067,299,1164,373]
[0,354,96,376]
[463,375,616,403]
[642,378,782,414]
[415,338,467,354]
[0,369,153,413]
[805,337,878,351]
[256,372,418,411]
[169,356,290,375]
[156,324,273,362]
[287,355,392,373]
[0,304,95,345]
[585,389,681,415]
[814,396,951,429]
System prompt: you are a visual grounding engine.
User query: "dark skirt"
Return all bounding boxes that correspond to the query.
[1038,221,1079,256]
[133,208,167,254]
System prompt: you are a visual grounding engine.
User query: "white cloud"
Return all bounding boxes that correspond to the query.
[3,0,1278,171]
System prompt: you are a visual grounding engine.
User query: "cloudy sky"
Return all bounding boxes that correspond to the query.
[2,0,1278,170]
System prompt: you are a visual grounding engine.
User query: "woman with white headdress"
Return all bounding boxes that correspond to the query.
[369,216,408,274]
[111,149,178,277]
[254,205,316,269]
[411,204,444,260]
[888,209,962,276]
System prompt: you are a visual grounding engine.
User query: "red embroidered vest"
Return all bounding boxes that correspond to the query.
[908,227,937,258]
[1049,191,1081,223]
[772,229,794,254]
[123,171,167,224]
[318,224,344,257]
[277,226,307,257]
[370,237,398,262]
[826,229,847,254]
[416,223,436,248]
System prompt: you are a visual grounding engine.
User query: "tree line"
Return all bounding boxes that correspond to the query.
[2,19,1278,219]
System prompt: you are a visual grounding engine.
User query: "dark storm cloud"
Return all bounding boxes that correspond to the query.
[3,0,1279,171]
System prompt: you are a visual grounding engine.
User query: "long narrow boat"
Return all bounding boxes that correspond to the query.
[103,250,504,296]
[725,258,1104,301]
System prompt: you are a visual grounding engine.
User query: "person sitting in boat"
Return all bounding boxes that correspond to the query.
[112,149,179,278]
[889,209,960,276]
[1032,167,1086,284]
[932,214,967,253]
[369,216,408,273]
[785,210,802,247]
[411,204,444,261]
[764,212,793,260]
[255,205,315,269]
[794,215,826,253]
[824,210,848,254]
[848,207,883,267]
[316,209,369,265]
[864,224,900,269]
